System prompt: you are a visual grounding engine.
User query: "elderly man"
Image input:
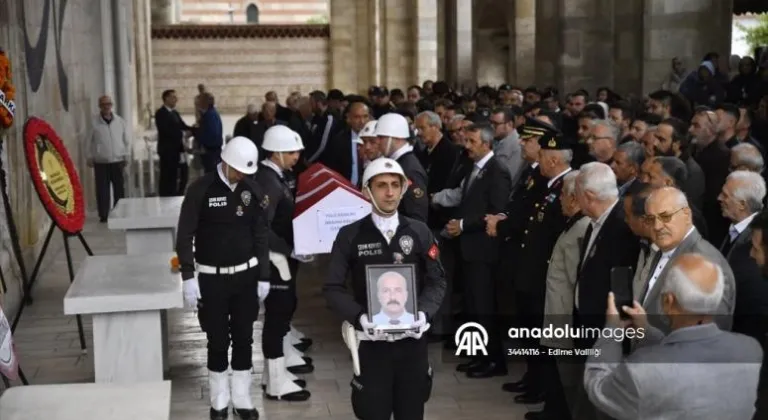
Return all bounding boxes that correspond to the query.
[488,108,524,184]
[371,271,415,326]
[587,119,619,164]
[233,103,259,140]
[690,108,731,245]
[730,142,765,173]
[318,100,370,186]
[540,170,590,418]
[585,253,763,420]
[638,187,735,332]
[611,141,644,196]
[86,95,131,222]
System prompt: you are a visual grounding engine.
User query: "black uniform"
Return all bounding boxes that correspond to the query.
[323,214,446,420]
[176,168,270,373]
[254,162,301,360]
[395,150,429,223]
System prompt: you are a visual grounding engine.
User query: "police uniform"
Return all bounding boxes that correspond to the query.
[324,212,446,419]
[176,159,269,420]
[392,146,429,223]
[512,134,573,413]
[254,159,313,401]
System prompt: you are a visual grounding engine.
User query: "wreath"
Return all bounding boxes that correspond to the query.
[23,117,85,234]
[0,49,16,130]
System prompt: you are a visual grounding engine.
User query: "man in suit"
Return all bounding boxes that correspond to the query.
[489,108,524,185]
[155,89,191,196]
[730,142,765,173]
[611,141,644,197]
[306,91,340,163]
[654,117,705,210]
[444,122,512,378]
[318,100,369,187]
[717,170,767,339]
[745,211,768,419]
[640,187,736,332]
[585,253,763,420]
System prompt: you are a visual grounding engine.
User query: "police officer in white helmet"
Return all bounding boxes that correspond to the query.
[374,113,429,222]
[358,120,380,166]
[176,136,269,420]
[253,125,313,402]
[324,157,446,419]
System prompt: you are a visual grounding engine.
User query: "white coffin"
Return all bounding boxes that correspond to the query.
[293,164,370,255]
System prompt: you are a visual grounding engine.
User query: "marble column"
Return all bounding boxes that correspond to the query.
[379,0,415,89]
[329,0,376,94]
[150,0,173,25]
[612,0,644,96]
[413,0,438,84]
[443,0,473,90]
[508,0,535,87]
[134,0,155,129]
[535,0,615,96]
[473,0,508,87]
[436,0,446,80]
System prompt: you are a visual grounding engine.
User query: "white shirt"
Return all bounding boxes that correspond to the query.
[643,226,695,304]
[547,167,572,189]
[389,144,414,161]
[372,211,399,244]
[217,163,238,192]
[372,310,415,327]
[731,212,758,239]
[575,199,619,309]
[459,151,495,231]
[261,159,283,178]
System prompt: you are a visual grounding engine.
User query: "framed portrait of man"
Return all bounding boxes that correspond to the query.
[365,264,418,333]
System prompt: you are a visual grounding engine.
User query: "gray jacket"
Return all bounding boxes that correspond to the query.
[86,114,130,164]
[634,228,736,332]
[585,323,762,420]
[493,131,524,186]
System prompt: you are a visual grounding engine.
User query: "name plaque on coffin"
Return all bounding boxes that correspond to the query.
[293,164,371,255]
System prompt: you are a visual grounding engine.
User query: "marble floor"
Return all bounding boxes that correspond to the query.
[9,219,541,419]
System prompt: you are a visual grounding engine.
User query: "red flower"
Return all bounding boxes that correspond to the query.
[23,117,85,234]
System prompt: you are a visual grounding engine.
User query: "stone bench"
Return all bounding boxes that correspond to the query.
[0,380,171,419]
[64,253,182,384]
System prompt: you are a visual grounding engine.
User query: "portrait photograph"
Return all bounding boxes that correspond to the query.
[365,264,418,332]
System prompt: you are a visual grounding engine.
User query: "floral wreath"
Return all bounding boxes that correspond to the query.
[0,49,16,130]
[23,117,85,234]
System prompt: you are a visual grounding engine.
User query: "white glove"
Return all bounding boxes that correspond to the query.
[182,277,201,310]
[359,314,404,342]
[290,250,314,263]
[404,311,431,339]
[257,281,271,301]
[269,251,292,280]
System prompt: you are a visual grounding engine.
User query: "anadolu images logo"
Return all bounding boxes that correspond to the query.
[454,322,488,357]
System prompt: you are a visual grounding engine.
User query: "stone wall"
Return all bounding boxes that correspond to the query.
[151,25,330,114]
[0,0,108,315]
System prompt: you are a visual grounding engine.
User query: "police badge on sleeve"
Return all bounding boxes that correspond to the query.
[399,235,414,255]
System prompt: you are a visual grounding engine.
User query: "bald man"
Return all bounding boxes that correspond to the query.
[372,271,415,326]
[318,100,370,186]
[585,253,762,420]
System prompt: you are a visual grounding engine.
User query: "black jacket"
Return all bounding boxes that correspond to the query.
[396,150,429,223]
[154,106,190,156]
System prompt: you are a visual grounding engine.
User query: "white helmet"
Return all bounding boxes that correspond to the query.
[360,120,378,138]
[262,125,304,152]
[374,113,409,139]
[362,157,407,188]
[221,136,259,175]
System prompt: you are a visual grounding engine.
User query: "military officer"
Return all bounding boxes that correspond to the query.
[374,113,429,222]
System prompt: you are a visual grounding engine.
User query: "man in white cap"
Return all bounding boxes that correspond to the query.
[374,113,429,222]
[176,136,269,419]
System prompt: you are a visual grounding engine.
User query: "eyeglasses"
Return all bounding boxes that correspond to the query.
[643,207,686,225]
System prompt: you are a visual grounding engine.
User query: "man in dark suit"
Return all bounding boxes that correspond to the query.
[653,117,705,210]
[444,122,512,378]
[317,100,369,186]
[154,89,190,196]
[233,104,260,141]
[717,170,768,340]
[251,101,286,157]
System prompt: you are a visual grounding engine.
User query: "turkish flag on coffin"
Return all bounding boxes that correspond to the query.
[294,163,368,218]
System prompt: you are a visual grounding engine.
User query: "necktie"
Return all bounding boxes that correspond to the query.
[640,250,662,302]
[386,230,394,240]
[465,166,480,191]
[721,226,739,256]
[581,224,594,260]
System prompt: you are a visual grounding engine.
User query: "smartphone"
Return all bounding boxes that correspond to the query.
[610,266,634,320]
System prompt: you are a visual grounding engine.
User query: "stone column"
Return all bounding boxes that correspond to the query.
[508,0,535,87]
[379,0,415,89]
[150,0,173,25]
[443,0,474,89]
[413,0,438,84]
[330,0,376,94]
[437,0,446,80]
[613,0,644,96]
[473,0,508,87]
[134,0,155,129]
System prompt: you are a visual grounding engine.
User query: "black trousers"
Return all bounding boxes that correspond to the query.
[179,163,189,194]
[93,162,125,221]
[351,337,432,420]
[540,350,572,419]
[514,290,546,393]
[198,269,260,372]
[463,261,505,365]
[262,259,299,359]
[158,154,179,197]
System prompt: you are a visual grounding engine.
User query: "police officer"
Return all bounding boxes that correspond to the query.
[176,136,269,420]
[323,157,446,420]
[254,125,312,401]
[374,113,429,222]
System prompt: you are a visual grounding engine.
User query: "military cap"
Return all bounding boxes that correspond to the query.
[538,133,572,150]
[520,116,560,140]
[499,83,513,91]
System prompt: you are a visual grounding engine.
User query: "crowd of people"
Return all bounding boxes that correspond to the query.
[148,51,768,420]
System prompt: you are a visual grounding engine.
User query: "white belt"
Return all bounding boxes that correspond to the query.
[197,257,258,275]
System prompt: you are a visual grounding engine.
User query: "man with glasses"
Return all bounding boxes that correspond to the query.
[637,187,735,333]
[489,108,524,185]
